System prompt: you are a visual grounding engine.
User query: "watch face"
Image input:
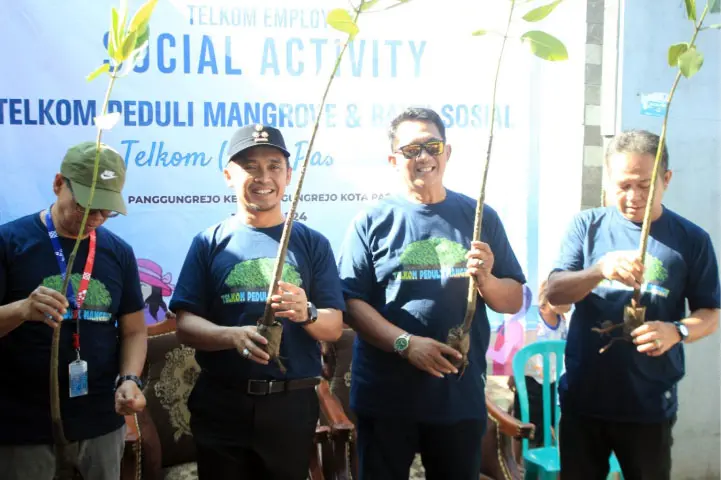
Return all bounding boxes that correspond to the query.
[679,324,689,336]
[394,336,409,351]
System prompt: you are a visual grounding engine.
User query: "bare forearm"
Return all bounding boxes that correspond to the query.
[302,308,342,342]
[478,276,524,314]
[346,298,405,352]
[0,300,25,338]
[119,330,147,377]
[681,308,719,343]
[176,310,236,351]
[546,267,604,305]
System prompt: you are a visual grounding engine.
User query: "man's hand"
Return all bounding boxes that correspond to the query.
[466,241,495,286]
[232,325,270,365]
[405,336,462,378]
[115,381,146,415]
[597,251,645,289]
[21,286,68,328]
[270,281,309,323]
[631,321,681,356]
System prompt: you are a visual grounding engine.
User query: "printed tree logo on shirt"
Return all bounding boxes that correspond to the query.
[225,258,302,288]
[42,274,113,321]
[222,258,301,304]
[42,274,112,307]
[394,238,468,281]
[400,238,467,268]
[644,253,668,284]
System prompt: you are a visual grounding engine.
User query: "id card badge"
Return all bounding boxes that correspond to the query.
[69,359,89,398]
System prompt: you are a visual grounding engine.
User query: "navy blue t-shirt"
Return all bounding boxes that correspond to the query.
[0,212,144,444]
[338,190,526,424]
[554,206,720,422]
[169,216,345,385]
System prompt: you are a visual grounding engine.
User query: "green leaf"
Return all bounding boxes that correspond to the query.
[118,0,129,42]
[120,30,138,62]
[135,24,150,49]
[520,30,569,61]
[360,0,381,11]
[327,9,360,40]
[702,23,721,29]
[522,0,563,22]
[110,7,120,52]
[668,42,689,66]
[472,29,488,36]
[710,0,720,14]
[86,63,110,82]
[684,0,696,21]
[678,47,704,78]
[129,0,158,33]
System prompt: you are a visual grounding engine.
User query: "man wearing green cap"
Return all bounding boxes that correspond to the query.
[0,141,148,480]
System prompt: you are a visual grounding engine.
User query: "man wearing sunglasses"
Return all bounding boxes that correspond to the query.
[0,141,147,480]
[338,107,526,479]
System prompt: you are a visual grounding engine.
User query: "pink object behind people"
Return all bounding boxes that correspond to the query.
[138,258,174,296]
[487,284,532,375]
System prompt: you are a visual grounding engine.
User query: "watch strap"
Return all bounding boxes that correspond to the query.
[116,374,143,391]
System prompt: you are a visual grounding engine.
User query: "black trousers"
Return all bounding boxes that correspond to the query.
[192,387,319,480]
[559,411,676,480]
[356,415,484,480]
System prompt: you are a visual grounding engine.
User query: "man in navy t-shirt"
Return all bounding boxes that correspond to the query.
[0,142,147,480]
[169,124,344,480]
[337,107,526,479]
[547,130,720,479]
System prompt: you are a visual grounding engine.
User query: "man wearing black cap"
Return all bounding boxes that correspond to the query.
[170,124,344,479]
[0,142,147,480]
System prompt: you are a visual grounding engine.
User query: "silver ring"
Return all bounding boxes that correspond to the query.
[477,259,485,267]
[242,348,250,358]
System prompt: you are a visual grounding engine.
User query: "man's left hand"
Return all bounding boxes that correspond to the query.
[466,241,494,285]
[270,281,309,323]
[631,321,681,356]
[115,380,146,415]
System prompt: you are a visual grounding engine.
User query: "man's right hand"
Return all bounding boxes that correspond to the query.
[597,251,645,289]
[232,326,271,365]
[405,336,462,378]
[22,286,68,328]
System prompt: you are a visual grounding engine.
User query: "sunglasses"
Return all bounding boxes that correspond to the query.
[395,140,445,160]
[64,178,120,219]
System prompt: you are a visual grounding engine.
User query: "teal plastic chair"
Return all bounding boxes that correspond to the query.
[511,339,623,479]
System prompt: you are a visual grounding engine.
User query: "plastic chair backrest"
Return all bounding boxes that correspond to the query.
[511,339,565,456]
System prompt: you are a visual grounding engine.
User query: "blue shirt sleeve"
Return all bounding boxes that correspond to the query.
[118,247,145,317]
[169,234,211,319]
[307,234,345,311]
[684,231,721,311]
[552,213,587,273]
[487,210,527,284]
[337,213,374,303]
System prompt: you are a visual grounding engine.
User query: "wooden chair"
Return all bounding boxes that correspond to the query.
[320,328,535,480]
[120,312,355,480]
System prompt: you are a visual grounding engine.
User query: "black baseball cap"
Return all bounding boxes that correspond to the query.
[227,124,291,160]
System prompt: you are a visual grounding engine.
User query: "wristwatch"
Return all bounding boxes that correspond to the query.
[115,374,143,391]
[393,332,412,357]
[673,321,689,342]
[298,302,318,326]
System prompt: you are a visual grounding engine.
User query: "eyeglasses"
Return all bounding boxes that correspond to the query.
[395,140,445,160]
[64,178,120,218]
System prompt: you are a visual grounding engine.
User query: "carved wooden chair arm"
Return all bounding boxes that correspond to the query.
[121,414,141,480]
[485,393,535,440]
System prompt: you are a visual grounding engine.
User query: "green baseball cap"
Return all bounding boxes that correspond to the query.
[60,141,127,215]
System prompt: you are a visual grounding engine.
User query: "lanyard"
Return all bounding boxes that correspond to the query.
[45,206,96,356]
